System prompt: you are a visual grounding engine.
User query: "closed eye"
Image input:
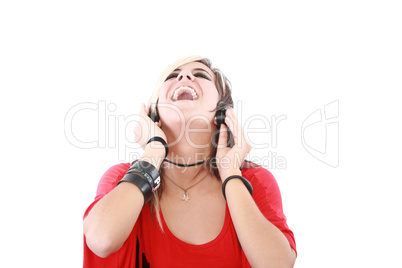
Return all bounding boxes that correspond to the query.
[194,72,211,81]
[165,73,178,81]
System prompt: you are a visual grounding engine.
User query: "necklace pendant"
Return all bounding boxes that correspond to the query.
[181,192,190,201]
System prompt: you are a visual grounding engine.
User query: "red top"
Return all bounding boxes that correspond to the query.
[83,163,296,267]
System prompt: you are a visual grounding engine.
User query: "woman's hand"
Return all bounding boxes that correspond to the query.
[134,103,167,150]
[215,108,252,181]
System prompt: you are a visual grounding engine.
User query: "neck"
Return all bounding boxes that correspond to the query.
[162,164,210,194]
[162,140,212,183]
[166,143,210,164]
[162,119,215,165]
[160,117,217,188]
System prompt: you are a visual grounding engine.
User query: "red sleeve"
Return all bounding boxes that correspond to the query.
[83,163,139,268]
[242,166,297,255]
[96,163,131,205]
[83,163,131,218]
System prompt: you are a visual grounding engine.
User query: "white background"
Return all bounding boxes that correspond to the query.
[1,1,401,267]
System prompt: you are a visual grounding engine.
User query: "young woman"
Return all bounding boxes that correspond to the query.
[83,56,297,267]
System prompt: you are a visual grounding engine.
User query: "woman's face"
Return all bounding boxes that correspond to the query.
[158,61,219,129]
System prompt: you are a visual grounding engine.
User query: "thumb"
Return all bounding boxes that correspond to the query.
[217,125,228,149]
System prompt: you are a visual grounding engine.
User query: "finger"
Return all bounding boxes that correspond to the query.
[226,109,240,131]
[145,103,150,115]
[217,125,228,149]
[225,109,247,148]
[138,104,150,132]
[140,103,158,125]
[227,109,252,151]
[139,103,148,117]
[224,112,239,146]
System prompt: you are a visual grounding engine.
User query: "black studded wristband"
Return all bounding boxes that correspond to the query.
[129,161,161,191]
[128,167,160,191]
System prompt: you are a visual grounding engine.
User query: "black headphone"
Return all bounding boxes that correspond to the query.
[214,102,234,148]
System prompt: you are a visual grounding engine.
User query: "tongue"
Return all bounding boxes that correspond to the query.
[177,92,193,101]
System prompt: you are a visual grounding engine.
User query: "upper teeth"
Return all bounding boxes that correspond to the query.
[172,86,198,101]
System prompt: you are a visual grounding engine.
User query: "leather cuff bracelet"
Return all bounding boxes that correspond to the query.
[117,172,153,205]
[128,167,160,191]
[117,161,161,205]
[222,175,253,200]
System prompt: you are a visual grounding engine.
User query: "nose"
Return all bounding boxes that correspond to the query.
[176,70,195,82]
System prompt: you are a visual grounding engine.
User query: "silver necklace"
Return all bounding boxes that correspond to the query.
[165,175,208,201]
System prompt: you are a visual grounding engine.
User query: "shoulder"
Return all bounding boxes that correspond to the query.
[95,162,131,199]
[241,166,283,205]
[241,166,277,189]
[101,162,131,180]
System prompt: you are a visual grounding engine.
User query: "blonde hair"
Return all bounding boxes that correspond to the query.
[146,56,236,230]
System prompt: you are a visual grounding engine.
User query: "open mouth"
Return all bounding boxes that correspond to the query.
[172,86,199,101]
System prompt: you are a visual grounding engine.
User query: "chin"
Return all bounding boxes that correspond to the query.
[160,108,214,129]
